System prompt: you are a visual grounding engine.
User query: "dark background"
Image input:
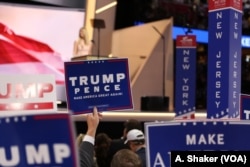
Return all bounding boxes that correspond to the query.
[115,0,250,35]
[115,0,250,109]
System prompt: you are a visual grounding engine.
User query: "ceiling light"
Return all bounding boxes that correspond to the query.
[95,1,117,14]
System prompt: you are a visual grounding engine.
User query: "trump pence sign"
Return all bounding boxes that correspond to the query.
[64,58,133,114]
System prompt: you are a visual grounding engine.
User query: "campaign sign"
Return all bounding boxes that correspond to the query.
[208,0,242,11]
[64,58,133,114]
[240,94,250,120]
[0,74,57,113]
[175,35,196,119]
[207,0,242,118]
[0,113,78,167]
[145,120,250,167]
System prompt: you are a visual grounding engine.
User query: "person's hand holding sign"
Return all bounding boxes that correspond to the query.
[86,107,103,138]
[79,107,103,167]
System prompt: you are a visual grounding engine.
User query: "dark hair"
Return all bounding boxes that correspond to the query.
[124,119,142,133]
[95,133,111,167]
[111,149,142,167]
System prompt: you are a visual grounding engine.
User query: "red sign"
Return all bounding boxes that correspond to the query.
[176,35,196,47]
[209,0,242,11]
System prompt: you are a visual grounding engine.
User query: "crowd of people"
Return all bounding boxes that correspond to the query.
[78,107,146,167]
[153,0,250,35]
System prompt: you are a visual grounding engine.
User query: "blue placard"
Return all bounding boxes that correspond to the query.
[175,35,196,118]
[207,6,242,118]
[0,113,78,167]
[240,94,250,120]
[145,120,250,167]
[64,58,133,114]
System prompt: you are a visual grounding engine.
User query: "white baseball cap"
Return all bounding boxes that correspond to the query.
[124,129,145,144]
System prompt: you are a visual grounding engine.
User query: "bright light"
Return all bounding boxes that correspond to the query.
[95,1,117,14]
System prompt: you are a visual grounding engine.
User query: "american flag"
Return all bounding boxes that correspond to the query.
[0,22,65,85]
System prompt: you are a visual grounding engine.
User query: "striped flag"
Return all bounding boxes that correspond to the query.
[0,22,65,84]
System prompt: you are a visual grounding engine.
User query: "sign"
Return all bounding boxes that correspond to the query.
[0,74,57,113]
[64,58,133,114]
[0,113,78,167]
[207,0,242,118]
[240,94,250,120]
[175,35,196,119]
[145,120,250,167]
[172,26,250,48]
[208,0,242,11]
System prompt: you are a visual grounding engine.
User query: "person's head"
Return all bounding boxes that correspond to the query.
[78,27,89,44]
[123,119,142,138]
[111,149,142,167]
[95,132,111,155]
[95,133,111,147]
[95,133,112,166]
[124,129,145,152]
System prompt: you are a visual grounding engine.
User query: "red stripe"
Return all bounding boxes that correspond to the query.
[190,113,195,119]
[33,114,69,120]
[0,23,65,84]
[0,40,40,63]
[181,113,195,119]
[0,23,54,52]
[0,102,54,111]
[56,80,65,85]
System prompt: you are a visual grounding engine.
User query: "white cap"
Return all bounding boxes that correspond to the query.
[124,129,145,144]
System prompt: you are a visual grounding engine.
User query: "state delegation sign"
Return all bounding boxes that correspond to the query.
[145,120,250,167]
[64,58,133,114]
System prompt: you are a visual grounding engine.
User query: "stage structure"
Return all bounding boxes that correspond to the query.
[111,18,174,111]
[91,18,105,59]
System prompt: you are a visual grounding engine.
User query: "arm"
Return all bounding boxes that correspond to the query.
[79,107,102,167]
[79,140,95,167]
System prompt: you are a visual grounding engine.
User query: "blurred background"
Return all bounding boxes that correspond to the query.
[1,0,250,110]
